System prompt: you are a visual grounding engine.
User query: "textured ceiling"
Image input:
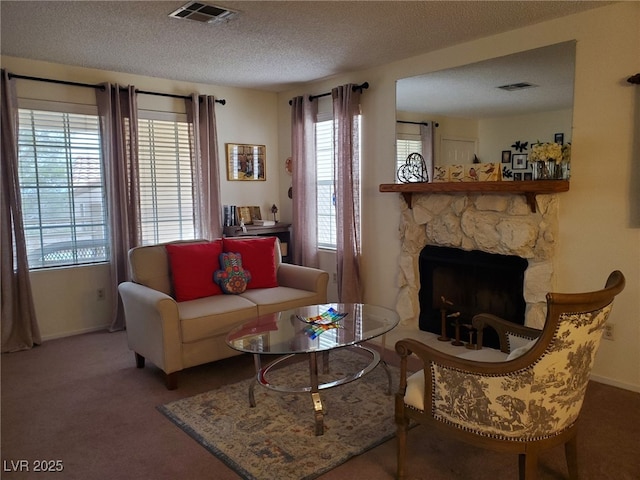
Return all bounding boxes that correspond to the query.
[0,1,610,94]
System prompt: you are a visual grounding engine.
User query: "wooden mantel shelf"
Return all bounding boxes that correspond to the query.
[379,180,570,213]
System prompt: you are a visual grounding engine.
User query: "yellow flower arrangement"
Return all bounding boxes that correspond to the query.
[530,141,571,180]
[530,142,563,163]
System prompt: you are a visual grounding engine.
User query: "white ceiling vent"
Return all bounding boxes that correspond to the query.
[169,2,238,24]
[496,82,538,92]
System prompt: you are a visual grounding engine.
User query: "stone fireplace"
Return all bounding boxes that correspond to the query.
[395,192,560,331]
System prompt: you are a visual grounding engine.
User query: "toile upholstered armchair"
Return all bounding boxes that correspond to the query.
[395,270,625,480]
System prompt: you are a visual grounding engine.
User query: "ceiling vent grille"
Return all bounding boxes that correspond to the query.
[496,82,538,92]
[169,2,238,24]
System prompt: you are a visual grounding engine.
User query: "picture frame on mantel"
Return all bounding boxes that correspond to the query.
[512,153,528,170]
[226,143,266,181]
[554,133,564,145]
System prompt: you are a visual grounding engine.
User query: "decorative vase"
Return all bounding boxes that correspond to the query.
[534,160,566,180]
[550,160,569,179]
[533,161,550,180]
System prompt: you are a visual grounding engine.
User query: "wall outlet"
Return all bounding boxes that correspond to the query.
[97,288,105,301]
[603,323,614,341]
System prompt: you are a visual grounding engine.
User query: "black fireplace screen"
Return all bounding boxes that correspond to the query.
[418,245,528,349]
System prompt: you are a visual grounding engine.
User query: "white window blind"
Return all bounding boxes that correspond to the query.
[396,137,422,180]
[315,113,362,249]
[315,119,336,249]
[137,115,195,245]
[17,108,108,269]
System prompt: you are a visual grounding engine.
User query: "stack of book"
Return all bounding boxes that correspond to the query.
[252,219,276,226]
[223,205,237,226]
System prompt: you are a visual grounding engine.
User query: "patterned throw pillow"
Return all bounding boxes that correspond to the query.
[214,252,252,294]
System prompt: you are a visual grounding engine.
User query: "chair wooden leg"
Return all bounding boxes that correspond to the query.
[565,434,579,479]
[396,416,409,480]
[518,451,539,480]
[165,372,178,390]
[134,352,145,368]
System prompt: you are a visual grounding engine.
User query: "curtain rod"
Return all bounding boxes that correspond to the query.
[7,72,226,105]
[309,81,369,101]
[397,120,439,127]
[8,72,105,91]
[288,81,369,105]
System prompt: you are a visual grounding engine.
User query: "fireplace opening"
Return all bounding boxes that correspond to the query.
[419,245,528,349]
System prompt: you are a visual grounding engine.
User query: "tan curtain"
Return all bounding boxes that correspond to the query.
[290,96,319,267]
[420,122,435,182]
[96,84,140,331]
[186,95,222,240]
[0,69,42,352]
[332,84,363,302]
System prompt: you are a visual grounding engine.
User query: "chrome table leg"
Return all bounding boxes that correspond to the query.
[249,353,262,408]
[309,352,324,435]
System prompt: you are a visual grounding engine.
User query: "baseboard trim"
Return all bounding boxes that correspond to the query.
[41,324,110,342]
[590,374,640,393]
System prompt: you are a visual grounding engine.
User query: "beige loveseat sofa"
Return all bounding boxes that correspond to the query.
[118,237,329,389]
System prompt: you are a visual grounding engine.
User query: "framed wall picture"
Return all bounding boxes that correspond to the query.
[226,143,266,181]
[501,150,511,163]
[512,153,528,170]
[554,133,564,145]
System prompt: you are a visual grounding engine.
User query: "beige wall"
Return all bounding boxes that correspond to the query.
[398,105,572,170]
[277,2,640,391]
[1,55,280,339]
[478,109,573,164]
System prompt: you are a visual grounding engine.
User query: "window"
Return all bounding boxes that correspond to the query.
[17,105,108,269]
[315,119,335,249]
[396,136,422,180]
[137,113,195,245]
[315,115,362,249]
[16,105,196,266]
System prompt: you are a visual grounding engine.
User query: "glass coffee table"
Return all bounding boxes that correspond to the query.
[226,303,399,435]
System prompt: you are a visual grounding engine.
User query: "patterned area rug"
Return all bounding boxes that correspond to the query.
[159,348,399,480]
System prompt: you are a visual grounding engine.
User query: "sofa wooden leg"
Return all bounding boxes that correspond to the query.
[165,372,178,390]
[134,352,145,368]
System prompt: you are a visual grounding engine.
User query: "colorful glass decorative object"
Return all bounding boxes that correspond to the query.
[297,307,348,339]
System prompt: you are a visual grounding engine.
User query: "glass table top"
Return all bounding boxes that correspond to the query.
[226,303,399,355]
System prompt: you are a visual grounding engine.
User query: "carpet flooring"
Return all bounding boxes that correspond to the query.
[2,330,639,479]
[159,349,398,480]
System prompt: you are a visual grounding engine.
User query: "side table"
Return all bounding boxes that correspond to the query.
[223,223,292,263]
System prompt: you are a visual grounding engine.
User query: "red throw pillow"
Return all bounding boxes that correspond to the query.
[166,240,223,301]
[223,237,278,289]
